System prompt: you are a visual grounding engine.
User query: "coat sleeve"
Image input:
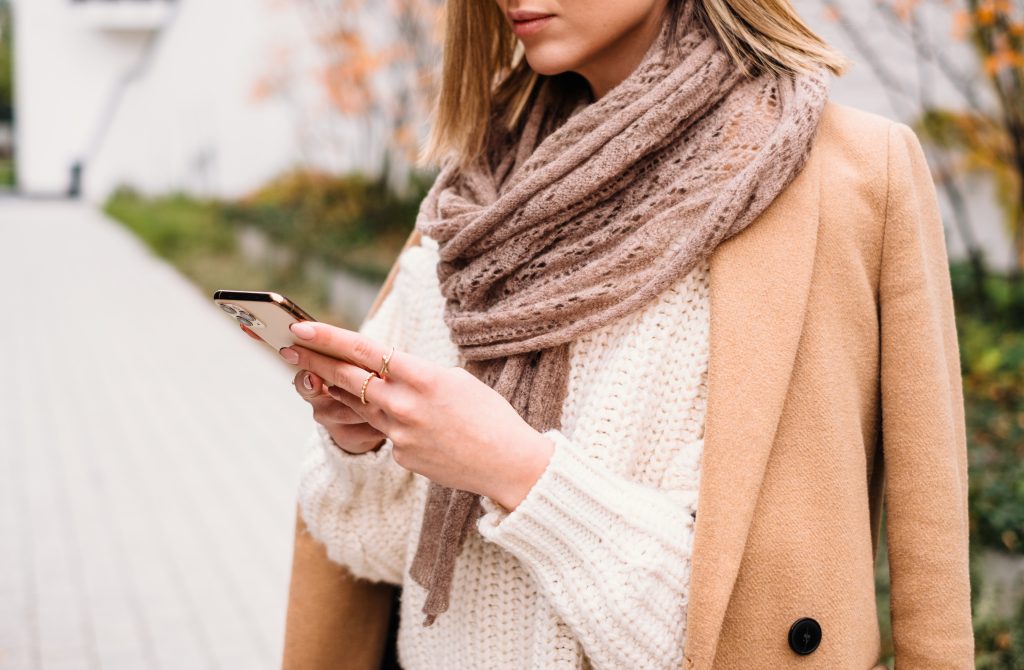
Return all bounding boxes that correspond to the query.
[878,122,974,668]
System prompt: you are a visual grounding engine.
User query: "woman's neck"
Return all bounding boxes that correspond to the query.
[574,9,667,99]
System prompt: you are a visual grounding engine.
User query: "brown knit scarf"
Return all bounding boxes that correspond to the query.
[409,7,829,625]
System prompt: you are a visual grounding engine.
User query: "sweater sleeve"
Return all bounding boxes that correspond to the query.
[295,266,421,586]
[476,428,698,670]
[878,122,974,667]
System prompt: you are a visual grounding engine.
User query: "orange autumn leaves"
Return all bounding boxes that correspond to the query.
[311,0,443,159]
[252,0,442,162]
[319,30,396,116]
[950,1,1024,74]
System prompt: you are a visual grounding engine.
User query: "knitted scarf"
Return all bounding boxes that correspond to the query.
[409,7,829,625]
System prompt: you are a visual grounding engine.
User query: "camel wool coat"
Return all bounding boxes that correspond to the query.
[280,102,975,669]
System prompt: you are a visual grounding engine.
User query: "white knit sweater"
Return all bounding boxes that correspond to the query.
[297,233,710,670]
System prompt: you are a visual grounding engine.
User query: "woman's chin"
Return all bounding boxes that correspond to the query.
[523,48,582,78]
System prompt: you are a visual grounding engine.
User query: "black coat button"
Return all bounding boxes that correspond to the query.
[788,617,821,655]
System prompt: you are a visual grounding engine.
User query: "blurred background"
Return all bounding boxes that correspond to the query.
[0,0,1021,668]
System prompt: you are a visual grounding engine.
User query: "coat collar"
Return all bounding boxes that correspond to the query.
[683,143,823,668]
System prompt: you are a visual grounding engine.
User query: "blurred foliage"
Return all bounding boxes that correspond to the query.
[918,108,1020,244]
[103,170,432,328]
[223,168,431,282]
[0,156,13,187]
[940,257,1024,669]
[103,186,349,328]
[105,189,235,260]
[951,258,1024,332]
[874,527,894,665]
[259,0,441,163]
[973,590,1024,669]
[951,261,1024,556]
[918,0,1024,271]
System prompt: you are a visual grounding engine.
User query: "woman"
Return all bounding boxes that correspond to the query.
[276,0,974,667]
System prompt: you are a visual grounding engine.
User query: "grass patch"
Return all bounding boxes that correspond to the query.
[104,171,433,326]
[0,156,14,187]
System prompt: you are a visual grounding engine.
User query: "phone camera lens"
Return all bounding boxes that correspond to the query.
[219,303,239,315]
[237,316,254,327]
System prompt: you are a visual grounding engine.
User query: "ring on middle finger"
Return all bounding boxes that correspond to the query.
[360,370,380,405]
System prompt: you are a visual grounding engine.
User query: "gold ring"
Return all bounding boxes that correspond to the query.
[378,345,395,381]
[360,370,380,405]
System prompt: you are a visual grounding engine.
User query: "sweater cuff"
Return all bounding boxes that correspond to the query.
[477,428,697,587]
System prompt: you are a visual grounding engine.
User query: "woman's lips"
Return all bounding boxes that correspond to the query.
[510,14,554,37]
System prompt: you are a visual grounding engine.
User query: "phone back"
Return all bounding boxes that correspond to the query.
[213,290,313,352]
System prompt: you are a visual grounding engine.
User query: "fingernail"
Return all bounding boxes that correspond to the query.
[279,347,299,364]
[302,372,313,391]
[290,322,315,340]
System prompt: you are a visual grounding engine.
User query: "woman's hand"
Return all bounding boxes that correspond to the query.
[242,321,388,454]
[279,321,555,511]
[291,368,389,455]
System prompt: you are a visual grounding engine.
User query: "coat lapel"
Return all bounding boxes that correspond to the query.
[682,148,822,668]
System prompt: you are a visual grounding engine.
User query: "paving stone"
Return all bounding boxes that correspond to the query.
[0,199,316,669]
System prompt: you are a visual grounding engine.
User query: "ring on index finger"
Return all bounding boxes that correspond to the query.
[378,345,395,381]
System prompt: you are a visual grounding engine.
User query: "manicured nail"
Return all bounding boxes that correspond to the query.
[302,372,313,391]
[290,322,315,340]
[279,347,299,364]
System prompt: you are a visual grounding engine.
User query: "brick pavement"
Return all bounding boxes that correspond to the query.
[0,199,319,670]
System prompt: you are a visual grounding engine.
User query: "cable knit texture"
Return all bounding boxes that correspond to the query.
[297,233,709,669]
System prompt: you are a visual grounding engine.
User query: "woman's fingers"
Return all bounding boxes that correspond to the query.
[314,399,375,427]
[239,322,264,342]
[286,321,415,384]
[292,369,326,399]
[292,369,371,426]
[331,422,388,444]
[326,384,359,405]
[286,344,394,412]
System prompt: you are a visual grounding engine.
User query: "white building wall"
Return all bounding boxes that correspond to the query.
[13,0,394,202]
[82,0,391,202]
[82,0,300,201]
[11,0,153,194]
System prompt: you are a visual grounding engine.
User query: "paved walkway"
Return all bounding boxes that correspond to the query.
[0,199,319,670]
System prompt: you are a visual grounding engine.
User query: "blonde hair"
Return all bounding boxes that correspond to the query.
[422,0,847,167]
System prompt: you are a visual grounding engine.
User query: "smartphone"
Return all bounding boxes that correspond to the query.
[213,290,316,351]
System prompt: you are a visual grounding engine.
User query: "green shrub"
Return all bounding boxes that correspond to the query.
[960,315,1024,554]
[0,156,13,188]
[104,187,235,261]
[950,262,1024,330]
[973,583,1024,669]
[222,169,433,281]
[950,262,1024,556]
